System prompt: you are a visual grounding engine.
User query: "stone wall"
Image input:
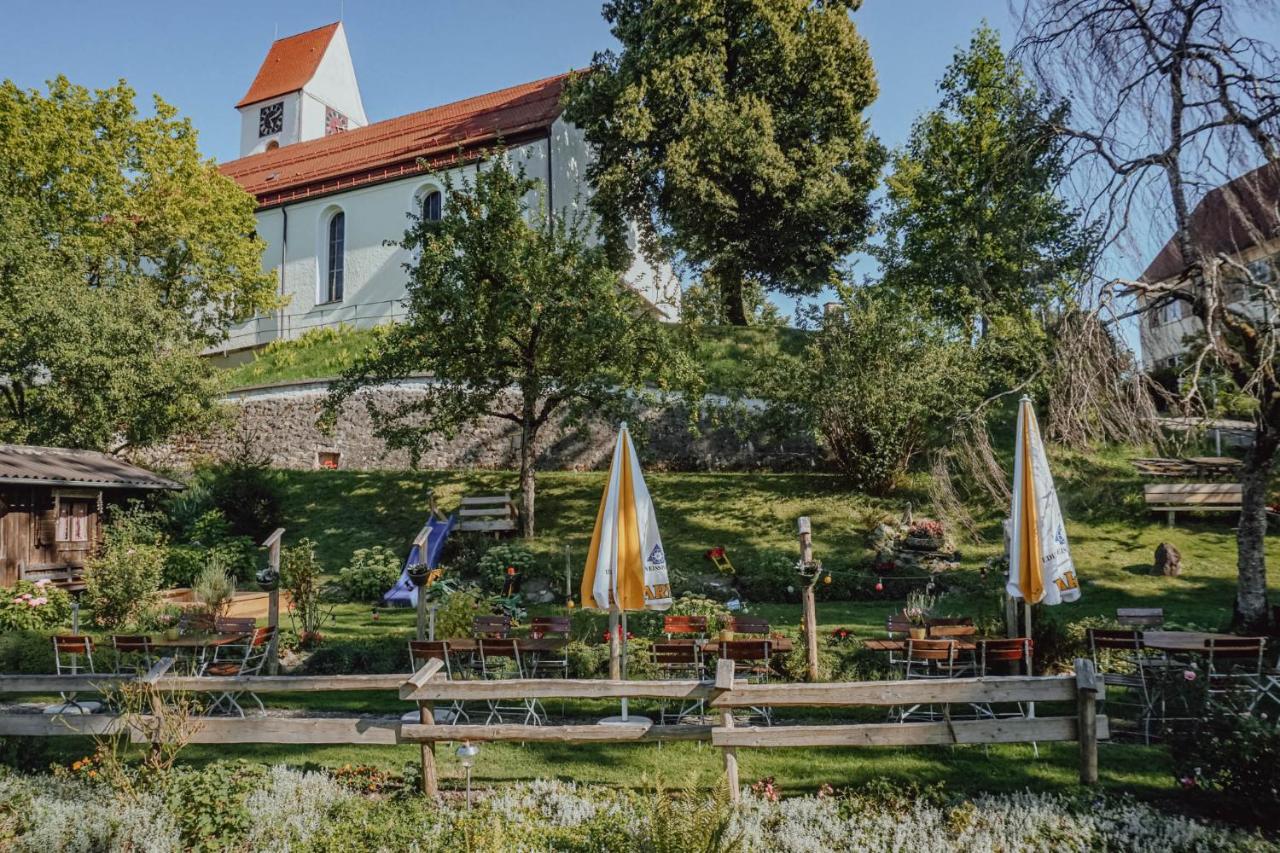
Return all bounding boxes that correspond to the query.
[144,379,822,473]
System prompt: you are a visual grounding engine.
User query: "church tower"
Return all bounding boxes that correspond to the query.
[236,22,368,157]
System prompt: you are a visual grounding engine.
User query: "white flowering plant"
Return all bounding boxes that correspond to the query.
[0,579,72,631]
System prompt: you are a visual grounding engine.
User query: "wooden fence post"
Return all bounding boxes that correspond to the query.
[1075,658,1099,785]
[715,658,740,803]
[403,658,444,797]
[797,518,820,682]
[261,528,285,675]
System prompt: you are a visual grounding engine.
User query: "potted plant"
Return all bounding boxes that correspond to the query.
[903,589,935,639]
[904,519,946,551]
[256,566,279,592]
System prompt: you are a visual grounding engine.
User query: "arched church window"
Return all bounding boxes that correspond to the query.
[324,211,345,303]
[421,190,442,223]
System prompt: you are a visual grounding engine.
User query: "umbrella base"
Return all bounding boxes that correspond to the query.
[597,714,653,727]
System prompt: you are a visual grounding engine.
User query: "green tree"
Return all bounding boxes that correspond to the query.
[565,0,884,325]
[0,77,276,450]
[877,27,1091,338]
[768,291,981,493]
[324,158,696,537]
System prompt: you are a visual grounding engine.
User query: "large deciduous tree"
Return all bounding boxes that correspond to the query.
[323,158,695,537]
[1016,0,1280,630]
[565,0,884,325]
[878,26,1092,339]
[0,78,276,451]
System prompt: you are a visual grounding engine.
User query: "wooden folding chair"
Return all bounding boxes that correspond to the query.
[652,641,705,724]
[526,615,571,678]
[201,626,275,717]
[477,639,543,725]
[111,635,156,675]
[663,615,709,639]
[719,639,773,725]
[1088,628,1155,743]
[409,640,469,724]
[51,635,98,714]
[725,616,769,636]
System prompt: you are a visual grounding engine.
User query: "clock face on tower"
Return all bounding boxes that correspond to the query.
[258,102,284,138]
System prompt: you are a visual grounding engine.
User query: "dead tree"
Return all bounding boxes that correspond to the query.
[1015,0,1280,630]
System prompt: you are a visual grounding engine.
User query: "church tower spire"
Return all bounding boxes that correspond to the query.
[236,22,367,157]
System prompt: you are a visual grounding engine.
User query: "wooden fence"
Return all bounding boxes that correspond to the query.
[0,658,1106,800]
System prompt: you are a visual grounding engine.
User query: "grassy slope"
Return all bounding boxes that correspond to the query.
[180,447,1277,797]
[220,323,809,395]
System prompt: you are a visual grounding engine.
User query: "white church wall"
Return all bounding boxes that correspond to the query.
[219,125,679,355]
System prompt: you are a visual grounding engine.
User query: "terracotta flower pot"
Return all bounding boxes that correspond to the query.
[719,629,734,642]
[909,627,927,640]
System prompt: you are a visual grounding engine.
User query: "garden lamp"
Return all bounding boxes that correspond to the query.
[456,741,480,807]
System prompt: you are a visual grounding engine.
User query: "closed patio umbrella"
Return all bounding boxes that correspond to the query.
[581,422,672,724]
[1007,396,1081,645]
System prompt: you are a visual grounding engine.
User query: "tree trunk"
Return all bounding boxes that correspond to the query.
[1234,429,1276,632]
[519,422,536,539]
[717,266,749,326]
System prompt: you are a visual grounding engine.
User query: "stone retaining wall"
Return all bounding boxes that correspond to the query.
[143,380,822,473]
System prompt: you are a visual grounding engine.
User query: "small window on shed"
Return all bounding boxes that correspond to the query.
[317,451,341,470]
[56,500,91,543]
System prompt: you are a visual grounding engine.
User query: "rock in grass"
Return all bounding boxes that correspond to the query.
[1154,542,1182,577]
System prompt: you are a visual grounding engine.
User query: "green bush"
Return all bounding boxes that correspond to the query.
[432,589,486,640]
[84,524,167,630]
[162,545,205,588]
[565,639,609,678]
[300,638,407,675]
[280,538,333,646]
[0,580,71,631]
[477,544,538,593]
[337,546,403,603]
[207,454,284,542]
[0,629,55,673]
[165,762,266,852]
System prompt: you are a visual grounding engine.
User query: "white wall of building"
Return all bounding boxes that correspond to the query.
[221,126,679,353]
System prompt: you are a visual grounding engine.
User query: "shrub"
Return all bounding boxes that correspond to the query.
[207,440,284,542]
[336,546,402,603]
[765,291,981,492]
[432,589,486,640]
[192,561,236,620]
[0,629,56,673]
[162,545,206,589]
[279,538,333,647]
[565,639,610,679]
[299,638,406,675]
[0,580,71,632]
[165,761,266,852]
[477,544,538,593]
[84,527,167,630]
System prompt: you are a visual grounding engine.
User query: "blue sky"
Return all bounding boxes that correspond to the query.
[0,1,1210,338]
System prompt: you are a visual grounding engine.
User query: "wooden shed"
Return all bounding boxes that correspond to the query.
[0,444,182,590]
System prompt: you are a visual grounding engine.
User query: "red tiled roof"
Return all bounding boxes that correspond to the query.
[220,73,570,207]
[236,22,341,108]
[1142,160,1280,282]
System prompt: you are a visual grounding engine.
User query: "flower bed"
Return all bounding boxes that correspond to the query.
[0,768,1267,852]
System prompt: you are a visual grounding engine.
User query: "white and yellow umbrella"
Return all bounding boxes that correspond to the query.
[1007,397,1080,644]
[581,422,672,723]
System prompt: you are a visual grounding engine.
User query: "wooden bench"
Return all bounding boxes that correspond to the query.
[1143,483,1242,526]
[19,563,86,593]
[455,493,518,535]
[1116,608,1164,627]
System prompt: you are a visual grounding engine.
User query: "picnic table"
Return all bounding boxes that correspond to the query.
[1140,630,1240,653]
[699,638,794,655]
[862,638,977,653]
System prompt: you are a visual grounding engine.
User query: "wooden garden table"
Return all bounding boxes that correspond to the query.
[150,633,248,674]
[1140,630,1241,654]
[699,638,794,655]
[862,638,978,653]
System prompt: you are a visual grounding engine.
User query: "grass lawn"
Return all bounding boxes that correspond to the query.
[143,446,1268,801]
[218,322,809,396]
[8,447,1269,804]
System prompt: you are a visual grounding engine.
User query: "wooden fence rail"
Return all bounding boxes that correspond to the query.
[0,658,1106,800]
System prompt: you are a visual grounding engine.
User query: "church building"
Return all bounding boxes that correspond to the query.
[217,22,678,355]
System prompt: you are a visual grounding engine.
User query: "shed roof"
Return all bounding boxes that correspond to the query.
[0,445,183,491]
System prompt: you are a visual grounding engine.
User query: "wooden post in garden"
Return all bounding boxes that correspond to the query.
[261,528,285,675]
[404,658,443,797]
[797,517,820,682]
[715,658,740,803]
[1075,657,1100,785]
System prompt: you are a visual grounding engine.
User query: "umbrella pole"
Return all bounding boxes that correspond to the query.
[621,610,630,722]
[608,606,622,680]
